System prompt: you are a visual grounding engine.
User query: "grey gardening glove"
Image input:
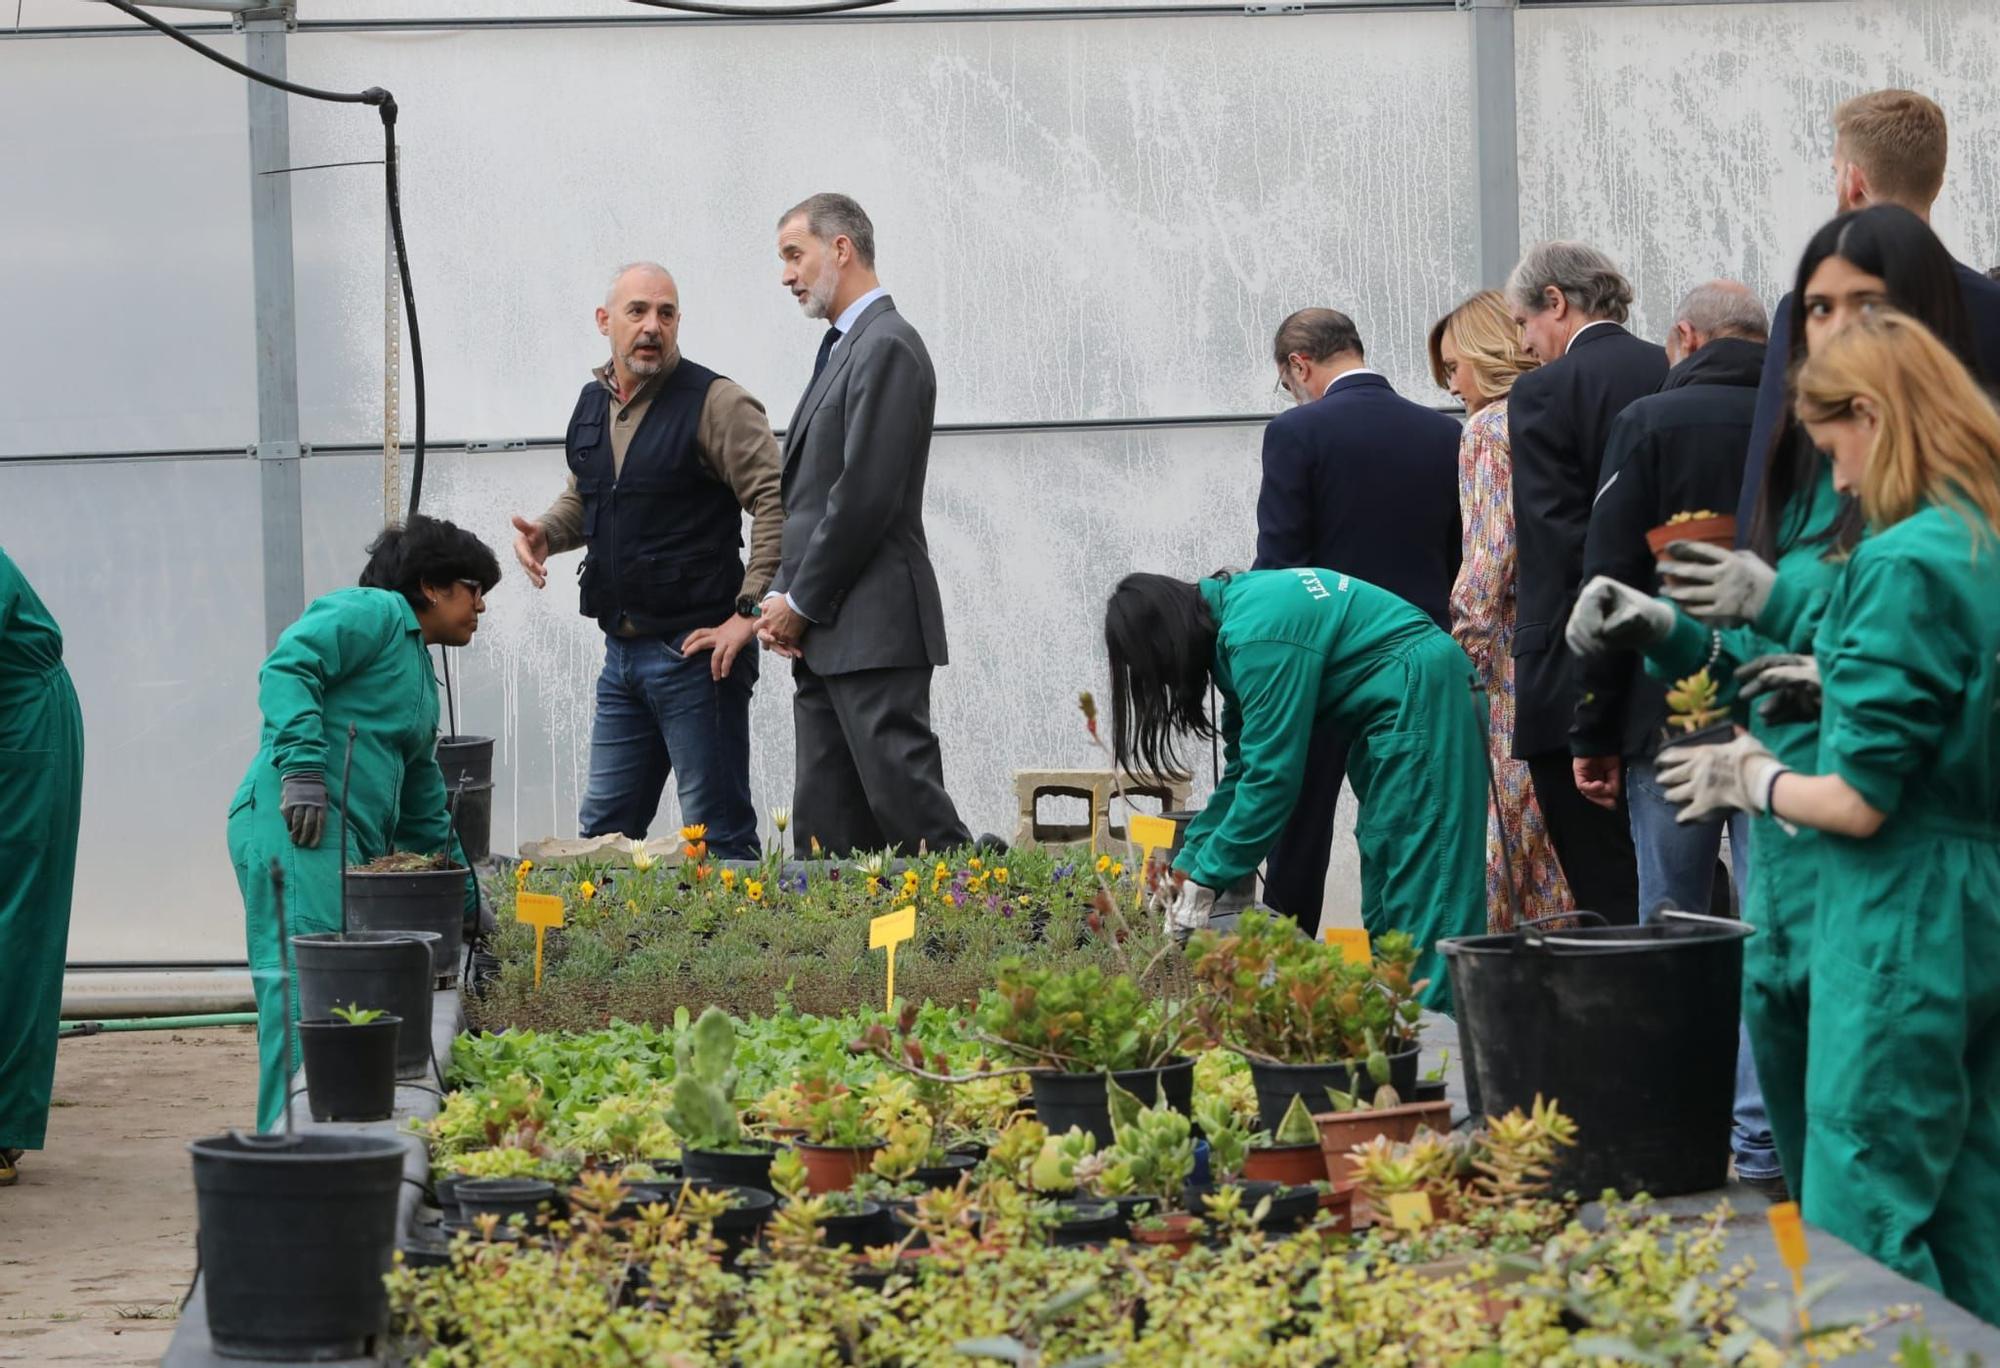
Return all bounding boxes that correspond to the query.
[1660,542,1776,625]
[1565,576,1675,656]
[280,771,327,848]
[1656,732,1789,824]
[1737,653,1822,725]
[1164,879,1217,941]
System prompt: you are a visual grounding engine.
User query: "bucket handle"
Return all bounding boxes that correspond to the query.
[1519,909,1607,950]
[1660,908,1758,935]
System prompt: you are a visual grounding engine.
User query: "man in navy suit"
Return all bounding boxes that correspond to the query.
[1250,308,1462,935]
[1737,89,2000,528]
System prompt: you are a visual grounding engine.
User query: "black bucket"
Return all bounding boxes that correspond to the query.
[434,734,494,787]
[1248,1044,1418,1131]
[1029,1056,1195,1146]
[436,734,495,865]
[292,932,439,1080]
[297,1016,401,1123]
[1440,911,1751,1198]
[344,868,466,986]
[189,1131,406,1361]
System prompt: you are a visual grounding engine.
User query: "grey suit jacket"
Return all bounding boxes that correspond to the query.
[773,294,950,677]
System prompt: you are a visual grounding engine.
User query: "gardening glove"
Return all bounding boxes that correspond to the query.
[1164,879,1217,941]
[1736,653,1822,725]
[1659,543,1776,625]
[1565,576,1674,656]
[280,771,327,848]
[1655,732,1789,825]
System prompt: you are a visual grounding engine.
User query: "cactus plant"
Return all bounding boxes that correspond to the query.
[664,1005,744,1151]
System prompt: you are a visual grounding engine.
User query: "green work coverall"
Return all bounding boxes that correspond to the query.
[227,587,474,1132]
[1645,468,1845,1188]
[0,550,84,1154]
[1174,570,1487,1011]
[1798,501,2000,1321]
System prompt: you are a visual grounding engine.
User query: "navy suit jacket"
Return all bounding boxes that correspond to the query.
[1736,261,2000,531]
[1252,371,1461,629]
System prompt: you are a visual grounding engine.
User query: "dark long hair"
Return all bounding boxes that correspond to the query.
[359,514,502,610]
[1104,573,1219,782]
[1753,205,1979,561]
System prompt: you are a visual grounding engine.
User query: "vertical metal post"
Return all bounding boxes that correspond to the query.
[243,6,306,648]
[1466,0,1521,288]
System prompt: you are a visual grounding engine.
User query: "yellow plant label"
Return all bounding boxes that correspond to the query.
[1324,927,1372,965]
[870,905,917,1011]
[1126,812,1179,909]
[1387,1191,1433,1231]
[515,892,566,929]
[1767,1201,1809,1274]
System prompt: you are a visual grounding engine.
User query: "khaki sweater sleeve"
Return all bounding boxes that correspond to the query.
[537,472,586,557]
[698,378,784,601]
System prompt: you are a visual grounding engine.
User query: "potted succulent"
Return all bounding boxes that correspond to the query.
[1188,911,1424,1130]
[1658,668,1736,752]
[770,1148,885,1250]
[1096,1087,1199,1255]
[978,1116,1117,1247]
[1243,1093,1327,1187]
[667,1007,781,1193]
[297,1002,402,1123]
[1316,1078,1455,1226]
[975,960,1196,1145]
[1646,507,1737,563]
[793,1071,886,1194]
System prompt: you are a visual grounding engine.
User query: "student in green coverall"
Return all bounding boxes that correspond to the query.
[0,549,84,1187]
[1564,206,1989,1199]
[1103,568,1487,1011]
[229,516,498,1132]
[1652,314,2000,1321]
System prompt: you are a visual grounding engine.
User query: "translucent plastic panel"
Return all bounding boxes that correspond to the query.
[0,457,267,963]
[396,424,1361,916]
[1517,0,2000,339]
[0,34,255,456]
[281,12,1473,441]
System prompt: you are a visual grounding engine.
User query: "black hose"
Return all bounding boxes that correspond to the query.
[627,0,901,14]
[101,0,427,521]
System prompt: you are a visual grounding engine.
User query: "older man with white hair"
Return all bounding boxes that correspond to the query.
[510,261,784,859]
[1504,241,1669,922]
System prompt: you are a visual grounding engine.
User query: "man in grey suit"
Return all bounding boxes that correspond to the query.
[758,193,973,857]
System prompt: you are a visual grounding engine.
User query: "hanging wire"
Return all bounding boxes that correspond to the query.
[627,0,902,15]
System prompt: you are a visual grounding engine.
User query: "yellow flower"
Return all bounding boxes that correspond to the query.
[578,880,597,901]
[1017,894,1032,906]
[866,875,882,895]
[514,858,533,890]
[745,879,764,903]
[994,867,1010,884]
[810,836,823,857]
[680,824,708,843]
[943,892,957,906]
[935,862,951,881]
[1110,862,1124,878]
[1096,855,1111,873]
[629,840,655,873]
[720,869,737,888]
[968,856,983,870]
[625,899,639,914]
[771,807,791,833]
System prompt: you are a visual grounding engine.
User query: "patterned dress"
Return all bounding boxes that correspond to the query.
[1448,401,1573,931]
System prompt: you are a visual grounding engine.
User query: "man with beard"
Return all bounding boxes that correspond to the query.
[512,261,782,859]
[758,193,975,857]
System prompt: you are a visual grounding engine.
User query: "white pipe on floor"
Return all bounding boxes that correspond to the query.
[61,969,256,1019]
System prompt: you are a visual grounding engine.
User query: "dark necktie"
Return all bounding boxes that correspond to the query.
[811,326,841,383]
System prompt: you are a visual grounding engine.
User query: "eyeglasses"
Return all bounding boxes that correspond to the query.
[455,579,487,600]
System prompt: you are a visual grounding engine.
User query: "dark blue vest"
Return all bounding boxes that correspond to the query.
[565,358,742,638]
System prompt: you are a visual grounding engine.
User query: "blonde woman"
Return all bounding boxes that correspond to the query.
[1657,311,2000,1320]
[1427,291,1570,929]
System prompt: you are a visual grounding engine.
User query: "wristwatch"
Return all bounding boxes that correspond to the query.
[735,595,760,619]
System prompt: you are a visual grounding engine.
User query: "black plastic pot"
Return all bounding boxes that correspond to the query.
[912,1154,977,1190]
[434,1172,466,1220]
[189,1131,406,1362]
[1441,914,1751,1197]
[1248,1045,1419,1130]
[679,1141,779,1193]
[435,736,494,865]
[292,931,438,1080]
[1658,721,1737,754]
[1185,1178,1281,1222]
[297,1016,400,1123]
[457,1177,558,1233]
[1412,1078,1448,1105]
[1050,1200,1120,1248]
[1102,1193,1165,1237]
[344,867,467,986]
[1029,1055,1195,1146]
[817,1198,887,1251]
[1258,1185,1322,1233]
[668,1179,777,1260]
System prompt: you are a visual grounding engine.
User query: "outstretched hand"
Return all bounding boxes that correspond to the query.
[511,515,549,589]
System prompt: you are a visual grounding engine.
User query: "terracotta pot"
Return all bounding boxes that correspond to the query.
[1313,1098,1452,1226]
[1243,1142,1327,1187]
[1128,1211,1200,1258]
[795,1140,885,1194]
[1646,514,1737,562]
[1316,1183,1356,1234]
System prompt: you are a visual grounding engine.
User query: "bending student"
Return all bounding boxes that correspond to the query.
[0,549,83,1187]
[1102,568,1486,1011]
[1657,313,2000,1322]
[227,516,495,1132]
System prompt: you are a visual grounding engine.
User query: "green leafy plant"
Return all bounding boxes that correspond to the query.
[1187,910,1423,1065]
[797,1071,878,1147]
[1193,1094,1250,1182]
[1265,1093,1319,1147]
[330,1003,387,1025]
[1095,1082,1194,1207]
[974,960,1185,1072]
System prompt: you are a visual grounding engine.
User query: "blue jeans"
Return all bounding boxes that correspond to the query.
[1627,760,1782,1181]
[578,632,759,861]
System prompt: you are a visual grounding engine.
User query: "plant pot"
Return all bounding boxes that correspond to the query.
[292,932,439,1080]
[680,1141,780,1193]
[457,1177,558,1233]
[608,1182,668,1225]
[1028,1055,1195,1146]
[1129,1211,1200,1258]
[912,1153,978,1190]
[1314,1098,1455,1223]
[1248,1045,1419,1132]
[1658,721,1737,754]
[433,1172,466,1220]
[796,1139,886,1194]
[667,1179,778,1262]
[1317,1184,1356,1233]
[189,1131,406,1362]
[1412,1079,1448,1105]
[1184,1178,1281,1228]
[1259,1185,1322,1234]
[1102,1193,1164,1238]
[436,735,494,865]
[344,866,468,986]
[816,1198,887,1251]
[297,1016,401,1123]
[1243,1141,1327,1188]
[1647,514,1737,565]
[1050,1200,1119,1248]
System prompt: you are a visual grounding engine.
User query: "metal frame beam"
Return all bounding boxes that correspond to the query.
[244,9,306,649]
[1465,0,1520,288]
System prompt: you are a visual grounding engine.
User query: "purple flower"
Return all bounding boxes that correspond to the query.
[1053,862,1074,880]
